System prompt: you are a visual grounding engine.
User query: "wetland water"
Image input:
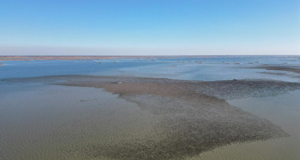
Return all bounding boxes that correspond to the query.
[0,56,300,160]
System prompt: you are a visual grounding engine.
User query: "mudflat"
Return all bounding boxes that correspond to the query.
[4,75,300,160]
[249,65,300,74]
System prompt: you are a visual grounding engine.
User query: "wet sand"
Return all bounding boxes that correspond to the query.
[3,75,300,160]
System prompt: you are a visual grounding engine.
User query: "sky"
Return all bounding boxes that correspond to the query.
[0,0,299,55]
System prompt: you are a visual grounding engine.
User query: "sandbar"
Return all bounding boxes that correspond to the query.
[3,75,300,160]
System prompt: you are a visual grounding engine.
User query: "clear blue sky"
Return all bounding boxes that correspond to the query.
[0,0,299,55]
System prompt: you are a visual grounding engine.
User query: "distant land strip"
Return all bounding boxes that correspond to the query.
[0,56,141,61]
[0,55,216,61]
[1,55,299,61]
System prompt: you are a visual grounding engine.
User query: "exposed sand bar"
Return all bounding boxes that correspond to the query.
[5,75,300,100]
[249,65,300,74]
[258,72,300,79]
[3,75,300,160]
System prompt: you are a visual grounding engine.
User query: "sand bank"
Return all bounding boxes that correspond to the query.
[249,65,300,74]
[258,71,300,79]
[3,75,300,160]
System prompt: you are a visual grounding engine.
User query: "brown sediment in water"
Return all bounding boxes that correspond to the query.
[265,66,300,74]
[3,75,300,160]
[258,72,300,79]
[248,65,300,74]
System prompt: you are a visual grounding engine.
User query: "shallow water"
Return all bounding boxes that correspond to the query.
[1,56,300,82]
[0,84,159,160]
[1,56,300,160]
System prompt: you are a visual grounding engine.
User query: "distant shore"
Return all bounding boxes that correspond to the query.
[0,56,135,61]
[0,55,214,61]
[2,55,298,61]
